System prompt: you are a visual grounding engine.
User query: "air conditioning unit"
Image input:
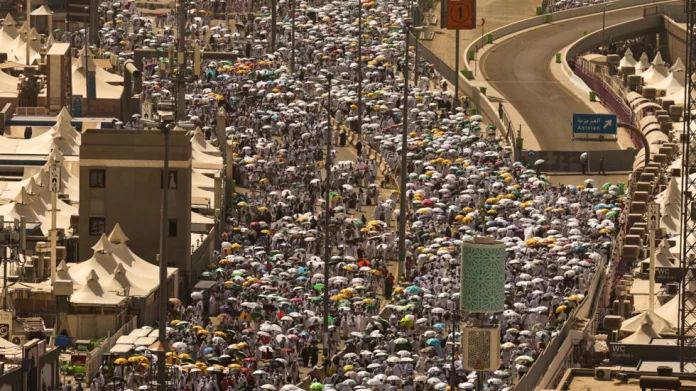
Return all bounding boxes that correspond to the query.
[595,367,612,380]
[11,335,25,347]
[462,326,500,372]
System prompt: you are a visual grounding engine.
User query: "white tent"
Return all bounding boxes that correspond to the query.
[655,295,696,335]
[635,52,651,73]
[70,269,126,306]
[621,310,675,335]
[620,322,660,344]
[618,48,637,69]
[639,53,669,85]
[67,225,176,298]
[657,176,680,233]
[71,55,124,99]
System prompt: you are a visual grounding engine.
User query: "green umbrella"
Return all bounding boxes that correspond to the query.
[310,382,323,391]
[313,283,325,291]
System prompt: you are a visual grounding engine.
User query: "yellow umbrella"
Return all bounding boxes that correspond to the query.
[114,358,128,365]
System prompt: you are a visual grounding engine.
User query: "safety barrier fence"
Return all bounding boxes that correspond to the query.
[85,316,138,380]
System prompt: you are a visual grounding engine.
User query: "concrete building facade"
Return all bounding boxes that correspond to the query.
[78,128,192,283]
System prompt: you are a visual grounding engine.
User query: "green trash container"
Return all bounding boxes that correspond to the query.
[467,50,475,61]
[544,13,552,23]
[555,53,562,63]
[480,86,487,95]
[536,5,543,15]
[589,91,597,102]
[486,33,493,44]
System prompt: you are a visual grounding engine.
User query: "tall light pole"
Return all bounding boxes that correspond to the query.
[454,29,460,107]
[271,0,277,52]
[143,115,173,391]
[157,119,172,391]
[322,74,333,378]
[356,0,363,134]
[602,0,607,45]
[397,18,411,280]
[290,0,296,73]
[410,0,419,84]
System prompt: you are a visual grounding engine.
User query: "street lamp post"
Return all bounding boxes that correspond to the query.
[357,0,363,134]
[290,0,296,73]
[322,74,334,377]
[157,119,173,391]
[143,115,174,391]
[271,0,277,52]
[397,19,411,280]
[454,29,460,107]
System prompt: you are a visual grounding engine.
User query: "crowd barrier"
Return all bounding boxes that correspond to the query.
[85,316,138,380]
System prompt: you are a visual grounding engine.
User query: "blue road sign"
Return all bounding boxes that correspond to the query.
[572,113,617,135]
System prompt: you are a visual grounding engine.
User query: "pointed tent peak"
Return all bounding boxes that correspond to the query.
[57,259,68,272]
[57,106,72,123]
[34,169,46,187]
[25,177,37,195]
[56,259,71,280]
[671,58,685,73]
[87,269,99,282]
[48,145,64,162]
[30,5,53,16]
[652,51,665,66]
[113,262,126,275]
[13,186,28,204]
[639,52,650,62]
[18,20,29,34]
[623,48,635,61]
[45,33,54,47]
[3,13,16,27]
[92,234,114,254]
[109,223,130,244]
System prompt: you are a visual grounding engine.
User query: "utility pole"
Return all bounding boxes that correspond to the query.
[290,0,296,73]
[397,19,411,280]
[271,0,277,52]
[410,0,419,84]
[322,74,333,378]
[454,29,460,107]
[156,119,172,391]
[602,0,607,44]
[356,0,363,134]
[175,0,186,121]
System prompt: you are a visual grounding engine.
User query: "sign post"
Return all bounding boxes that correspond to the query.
[445,0,477,107]
[49,162,60,284]
[572,113,618,137]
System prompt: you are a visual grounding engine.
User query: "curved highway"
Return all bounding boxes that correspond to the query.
[480,3,672,151]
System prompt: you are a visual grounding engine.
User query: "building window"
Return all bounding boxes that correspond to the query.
[160,170,178,189]
[89,169,105,188]
[88,217,106,236]
[168,219,177,237]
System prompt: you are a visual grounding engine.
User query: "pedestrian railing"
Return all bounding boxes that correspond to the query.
[85,316,138,381]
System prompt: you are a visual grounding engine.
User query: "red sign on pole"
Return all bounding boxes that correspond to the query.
[446,0,476,30]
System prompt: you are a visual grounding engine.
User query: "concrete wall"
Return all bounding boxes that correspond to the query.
[664,15,686,63]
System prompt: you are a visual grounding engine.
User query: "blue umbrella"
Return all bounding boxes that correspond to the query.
[404,285,422,295]
[433,323,445,332]
[426,338,441,347]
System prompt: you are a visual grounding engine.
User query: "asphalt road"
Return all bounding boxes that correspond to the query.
[480,3,669,151]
